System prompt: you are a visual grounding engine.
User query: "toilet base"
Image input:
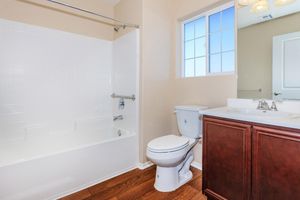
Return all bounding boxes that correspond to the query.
[154,166,193,192]
[153,150,195,192]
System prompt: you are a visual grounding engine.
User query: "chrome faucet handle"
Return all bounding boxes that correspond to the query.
[257,99,263,110]
[262,100,270,110]
[270,101,278,111]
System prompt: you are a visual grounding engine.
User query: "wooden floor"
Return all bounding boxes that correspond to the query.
[60,166,207,200]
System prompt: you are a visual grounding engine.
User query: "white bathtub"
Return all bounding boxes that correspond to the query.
[0,127,138,200]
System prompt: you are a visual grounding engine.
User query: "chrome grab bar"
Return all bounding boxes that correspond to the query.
[111,93,136,101]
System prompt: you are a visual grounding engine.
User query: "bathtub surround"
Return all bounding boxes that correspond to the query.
[112,29,139,134]
[0,18,112,145]
[0,18,139,200]
[0,135,137,200]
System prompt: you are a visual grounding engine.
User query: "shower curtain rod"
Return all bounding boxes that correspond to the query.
[46,0,139,29]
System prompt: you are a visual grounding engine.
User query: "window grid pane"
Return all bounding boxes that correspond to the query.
[183,5,235,77]
[184,16,206,77]
[184,22,194,41]
[185,40,195,59]
[208,6,235,74]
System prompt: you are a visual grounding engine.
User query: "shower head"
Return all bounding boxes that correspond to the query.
[114,25,126,32]
[114,26,120,32]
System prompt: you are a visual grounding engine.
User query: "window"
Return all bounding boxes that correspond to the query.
[182,3,235,77]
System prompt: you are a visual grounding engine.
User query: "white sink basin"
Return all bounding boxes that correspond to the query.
[204,99,300,130]
[225,108,293,119]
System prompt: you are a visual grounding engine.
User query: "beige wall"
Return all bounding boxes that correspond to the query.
[0,0,115,40]
[170,0,237,163]
[238,12,300,99]
[139,0,174,162]
[115,0,237,163]
[114,0,176,163]
[114,0,142,39]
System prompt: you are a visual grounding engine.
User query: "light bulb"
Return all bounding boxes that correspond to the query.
[275,0,295,6]
[238,0,257,6]
[251,0,269,13]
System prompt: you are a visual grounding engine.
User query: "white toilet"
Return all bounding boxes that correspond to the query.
[146,105,207,192]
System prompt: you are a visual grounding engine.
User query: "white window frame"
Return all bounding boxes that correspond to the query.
[181,1,236,78]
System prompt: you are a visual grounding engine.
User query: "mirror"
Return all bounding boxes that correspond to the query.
[237,0,300,100]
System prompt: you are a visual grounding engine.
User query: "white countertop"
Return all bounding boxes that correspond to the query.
[203,99,300,130]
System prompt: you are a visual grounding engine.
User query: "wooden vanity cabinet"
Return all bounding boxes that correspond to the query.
[203,117,251,200]
[203,116,300,200]
[252,126,300,200]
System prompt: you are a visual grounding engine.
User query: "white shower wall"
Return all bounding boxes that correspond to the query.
[0,18,139,163]
[0,18,113,143]
[112,31,139,133]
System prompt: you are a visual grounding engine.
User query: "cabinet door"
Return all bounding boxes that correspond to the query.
[252,126,300,200]
[203,117,251,200]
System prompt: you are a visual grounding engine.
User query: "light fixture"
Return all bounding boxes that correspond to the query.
[238,0,256,6]
[274,0,296,6]
[251,0,269,13]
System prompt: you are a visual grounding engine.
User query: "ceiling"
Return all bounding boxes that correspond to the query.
[238,0,300,28]
[99,0,120,6]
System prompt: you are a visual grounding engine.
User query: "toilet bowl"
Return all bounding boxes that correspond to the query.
[146,105,207,192]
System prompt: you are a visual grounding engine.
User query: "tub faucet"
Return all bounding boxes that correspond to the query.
[113,115,123,121]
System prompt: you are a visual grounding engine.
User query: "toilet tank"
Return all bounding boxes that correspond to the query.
[175,105,208,139]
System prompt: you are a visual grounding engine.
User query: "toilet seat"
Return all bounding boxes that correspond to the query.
[147,135,189,153]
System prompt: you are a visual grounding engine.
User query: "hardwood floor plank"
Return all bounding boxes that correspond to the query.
[188,176,202,192]
[59,189,91,200]
[117,178,155,200]
[88,166,155,195]
[91,167,156,200]
[190,193,207,200]
[142,184,198,200]
[106,198,118,200]
[61,166,206,200]
[191,167,201,176]
[172,185,200,200]
[88,168,142,195]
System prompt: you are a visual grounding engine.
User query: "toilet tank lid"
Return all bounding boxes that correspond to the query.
[175,105,208,112]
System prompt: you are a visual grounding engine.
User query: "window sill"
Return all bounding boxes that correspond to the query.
[177,71,237,80]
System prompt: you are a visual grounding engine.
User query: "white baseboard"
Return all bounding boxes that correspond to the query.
[137,161,154,170]
[137,161,201,171]
[191,161,202,170]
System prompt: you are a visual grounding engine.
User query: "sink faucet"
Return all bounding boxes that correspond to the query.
[113,115,123,121]
[257,100,278,111]
[257,99,270,111]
